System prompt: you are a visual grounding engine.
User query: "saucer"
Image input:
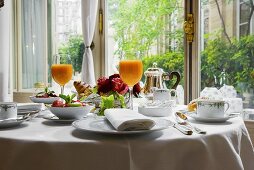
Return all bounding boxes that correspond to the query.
[30,96,60,104]
[0,116,29,128]
[189,114,236,123]
[43,114,77,123]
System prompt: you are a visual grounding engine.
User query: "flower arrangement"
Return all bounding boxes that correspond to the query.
[94,74,141,115]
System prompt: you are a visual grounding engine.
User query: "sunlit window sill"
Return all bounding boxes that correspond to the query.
[13,91,34,103]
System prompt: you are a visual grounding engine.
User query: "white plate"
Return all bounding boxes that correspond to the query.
[0,116,28,128]
[43,114,76,123]
[72,116,169,134]
[30,96,60,104]
[189,114,236,123]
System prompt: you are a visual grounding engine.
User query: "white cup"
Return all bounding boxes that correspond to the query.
[196,100,229,118]
[153,89,177,101]
[0,102,17,120]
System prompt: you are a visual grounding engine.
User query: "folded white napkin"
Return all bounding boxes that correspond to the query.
[104,108,155,131]
[17,103,45,111]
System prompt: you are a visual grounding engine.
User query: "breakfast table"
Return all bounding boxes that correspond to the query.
[0,105,253,170]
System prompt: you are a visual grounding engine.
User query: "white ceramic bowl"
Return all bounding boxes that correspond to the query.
[49,105,93,119]
[30,96,60,104]
[138,106,173,117]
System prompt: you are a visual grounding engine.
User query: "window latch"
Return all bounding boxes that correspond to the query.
[99,9,103,35]
[184,13,194,42]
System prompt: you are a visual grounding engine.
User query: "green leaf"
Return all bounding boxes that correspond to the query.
[119,94,126,108]
[99,95,114,116]
[59,94,76,104]
[92,87,98,94]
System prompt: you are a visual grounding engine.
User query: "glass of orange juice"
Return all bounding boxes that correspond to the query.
[119,60,143,109]
[51,54,73,94]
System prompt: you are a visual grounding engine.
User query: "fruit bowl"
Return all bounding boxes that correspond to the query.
[30,96,60,104]
[49,104,94,120]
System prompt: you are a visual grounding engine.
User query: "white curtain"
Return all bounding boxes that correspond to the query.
[81,0,98,86]
[21,0,46,89]
[0,0,11,102]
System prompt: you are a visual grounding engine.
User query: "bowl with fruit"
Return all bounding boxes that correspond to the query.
[30,87,60,104]
[49,94,94,120]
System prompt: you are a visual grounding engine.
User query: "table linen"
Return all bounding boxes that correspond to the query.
[0,110,253,170]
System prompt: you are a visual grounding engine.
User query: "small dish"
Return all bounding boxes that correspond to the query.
[0,116,29,128]
[188,113,237,123]
[49,105,94,120]
[30,96,60,104]
[43,114,76,123]
[138,106,173,117]
[138,100,174,117]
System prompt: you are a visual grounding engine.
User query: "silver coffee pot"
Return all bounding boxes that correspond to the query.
[143,63,181,95]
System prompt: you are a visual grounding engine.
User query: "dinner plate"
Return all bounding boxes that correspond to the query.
[0,116,29,128]
[188,114,237,123]
[43,114,77,123]
[72,116,169,134]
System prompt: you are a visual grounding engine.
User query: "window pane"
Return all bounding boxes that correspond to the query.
[52,0,82,84]
[21,0,46,89]
[240,24,249,36]
[240,3,250,23]
[200,0,254,108]
[106,0,185,103]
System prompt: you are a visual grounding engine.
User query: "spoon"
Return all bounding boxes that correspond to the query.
[175,112,206,134]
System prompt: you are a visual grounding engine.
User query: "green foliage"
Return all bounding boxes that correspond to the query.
[58,35,84,73]
[201,34,254,92]
[108,0,183,59]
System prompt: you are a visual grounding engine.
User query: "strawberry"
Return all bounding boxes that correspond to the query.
[52,100,64,107]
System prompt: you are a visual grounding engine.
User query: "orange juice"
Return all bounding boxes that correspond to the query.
[119,60,143,86]
[51,64,73,86]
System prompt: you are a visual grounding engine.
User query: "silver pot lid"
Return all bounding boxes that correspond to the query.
[144,62,164,76]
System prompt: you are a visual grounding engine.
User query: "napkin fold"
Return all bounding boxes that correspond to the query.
[104,108,155,131]
[17,103,45,111]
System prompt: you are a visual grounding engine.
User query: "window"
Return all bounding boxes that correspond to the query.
[200,0,254,108]
[239,0,253,36]
[105,0,185,102]
[15,0,47,91]
[14,0,82,93]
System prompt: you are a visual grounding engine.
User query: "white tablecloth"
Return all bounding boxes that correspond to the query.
[0,110,253,170]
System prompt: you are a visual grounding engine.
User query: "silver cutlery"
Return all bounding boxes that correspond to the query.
[167,119,193,135]
[175,112,206,134]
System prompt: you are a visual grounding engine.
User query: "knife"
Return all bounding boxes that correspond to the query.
[167,119,193,135]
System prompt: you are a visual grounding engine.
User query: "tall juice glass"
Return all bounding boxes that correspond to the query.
[51,64,73,94]
[119,60,143,109]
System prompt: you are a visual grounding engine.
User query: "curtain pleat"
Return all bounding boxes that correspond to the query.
[0,0,11,101]
[81,0,98,86]
[21,0,46,89]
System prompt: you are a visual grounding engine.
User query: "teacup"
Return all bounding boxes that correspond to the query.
[0,102,17,120]
[153,89,177,101]
[196,100,229,118]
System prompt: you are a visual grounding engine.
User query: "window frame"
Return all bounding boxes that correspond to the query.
[13,0,48,93]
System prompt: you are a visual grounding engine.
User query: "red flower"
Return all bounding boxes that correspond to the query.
[133,83,141,97]
[111,78,129,95]
[109,74,120,81]
[97,77,111,94]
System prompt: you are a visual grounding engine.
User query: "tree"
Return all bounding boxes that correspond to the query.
[58,35,84,73]
[109,0,183,59]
